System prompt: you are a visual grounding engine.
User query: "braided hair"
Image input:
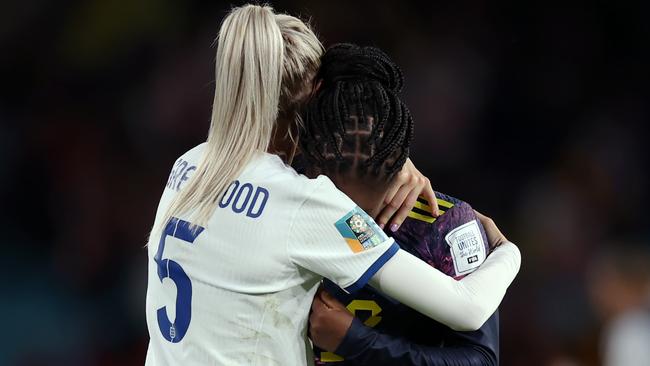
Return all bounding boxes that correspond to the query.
[300,43,414,181]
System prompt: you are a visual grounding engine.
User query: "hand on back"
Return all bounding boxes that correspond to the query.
[474,210,508,250]
[376,158,439,231]
[309,287,354,353]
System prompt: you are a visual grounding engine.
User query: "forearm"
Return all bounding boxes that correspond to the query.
[369,242,521,331]
[336,318,496,366]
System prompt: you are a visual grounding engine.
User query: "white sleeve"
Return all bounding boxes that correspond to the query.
[369,241,521,331]
[287,177,399,293]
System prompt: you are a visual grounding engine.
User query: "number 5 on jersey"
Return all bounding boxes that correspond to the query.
[154,218,204,343]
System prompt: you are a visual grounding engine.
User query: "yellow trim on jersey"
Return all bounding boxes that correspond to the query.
[407,210,437,223]
[409,200,454,223]
[416,197,455,211]
[320,352,344,362]
[414,200,433,212]
[437,198,454,209]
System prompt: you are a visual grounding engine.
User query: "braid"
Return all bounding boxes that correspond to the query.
[300,43,414,180]
[368,81,390,143]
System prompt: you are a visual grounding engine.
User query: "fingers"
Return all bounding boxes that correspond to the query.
[381,177,418,232]
[309,296,326,339]
[376,158,437,232]
[375,177,404,229]
[421,179,439,217]
[474,210,494,229]
[473,210,507,249]
[388,184,421,232]
[403,159,438,217]
[474,210,485,219]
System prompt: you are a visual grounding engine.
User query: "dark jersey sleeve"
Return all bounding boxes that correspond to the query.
[334,312,499,366]
[315,192,500,366]
[442,311,499,364]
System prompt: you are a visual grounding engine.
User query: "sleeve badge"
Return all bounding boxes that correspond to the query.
[335,207,389,253]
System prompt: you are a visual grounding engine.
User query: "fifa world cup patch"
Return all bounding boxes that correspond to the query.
[335,207,389,253]
[445,220,487,275]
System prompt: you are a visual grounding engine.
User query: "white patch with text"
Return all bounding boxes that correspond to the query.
[445,220,486,276]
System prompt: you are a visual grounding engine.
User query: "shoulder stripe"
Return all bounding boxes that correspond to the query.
[416,196,455,210]
[411,195,456,223]
[414,200,432,212]
[408,210,436,223]
[412,206,445,217]
[437,198,454,209]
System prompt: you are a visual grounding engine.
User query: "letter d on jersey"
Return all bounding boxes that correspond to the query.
[246,186,269,218]
[218,180,270,219]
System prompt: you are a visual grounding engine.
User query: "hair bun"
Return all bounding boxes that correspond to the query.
[318,43,404,93]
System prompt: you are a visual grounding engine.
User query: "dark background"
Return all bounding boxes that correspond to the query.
[1,0,649,365]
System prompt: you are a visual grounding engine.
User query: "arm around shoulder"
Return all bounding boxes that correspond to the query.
[369,242,521,331]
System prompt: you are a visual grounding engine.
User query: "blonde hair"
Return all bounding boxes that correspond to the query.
[164,4,323,227]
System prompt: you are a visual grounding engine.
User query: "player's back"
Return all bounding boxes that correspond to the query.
[145,144,400,365]
[145,144,315,365]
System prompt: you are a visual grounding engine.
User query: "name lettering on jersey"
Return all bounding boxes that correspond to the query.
[335,207,388,253]
[166,158,196,191]
[445,220,486,276]
[218,180,269,219]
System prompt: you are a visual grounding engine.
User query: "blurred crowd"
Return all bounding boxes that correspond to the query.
[1,1,648,365]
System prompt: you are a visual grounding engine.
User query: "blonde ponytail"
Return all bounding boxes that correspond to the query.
[163,4,323,228]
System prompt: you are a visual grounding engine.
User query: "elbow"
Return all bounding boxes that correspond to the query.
[448,304,492,331]
[513,243,522,271]
[449,319,483,332]
[506,241,522,273]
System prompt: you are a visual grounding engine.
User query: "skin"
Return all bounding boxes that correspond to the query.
[293,75,508,352]
[269,78,471,352]
[271,115,439,231]
[328,160,438,232]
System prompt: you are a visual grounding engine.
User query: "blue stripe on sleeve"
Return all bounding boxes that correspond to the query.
[344,241,400,294]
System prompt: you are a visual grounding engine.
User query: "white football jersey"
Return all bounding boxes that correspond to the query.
[145,143,398,365]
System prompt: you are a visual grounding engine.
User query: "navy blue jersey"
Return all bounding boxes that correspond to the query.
[314,193,499,366]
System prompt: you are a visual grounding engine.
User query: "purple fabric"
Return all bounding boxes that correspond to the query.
[390,192,490,279]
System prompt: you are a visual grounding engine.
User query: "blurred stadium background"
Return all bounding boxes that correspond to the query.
[1,0,649,365]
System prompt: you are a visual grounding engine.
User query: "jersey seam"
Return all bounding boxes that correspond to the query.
[284,177,329,267]
[251,154,309,365]
[285,177,396,291]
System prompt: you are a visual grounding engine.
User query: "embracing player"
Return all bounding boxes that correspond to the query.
[145,6,520,365]
[298,44,506,365]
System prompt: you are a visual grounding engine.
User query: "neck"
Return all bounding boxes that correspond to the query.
[334,174,389,218]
